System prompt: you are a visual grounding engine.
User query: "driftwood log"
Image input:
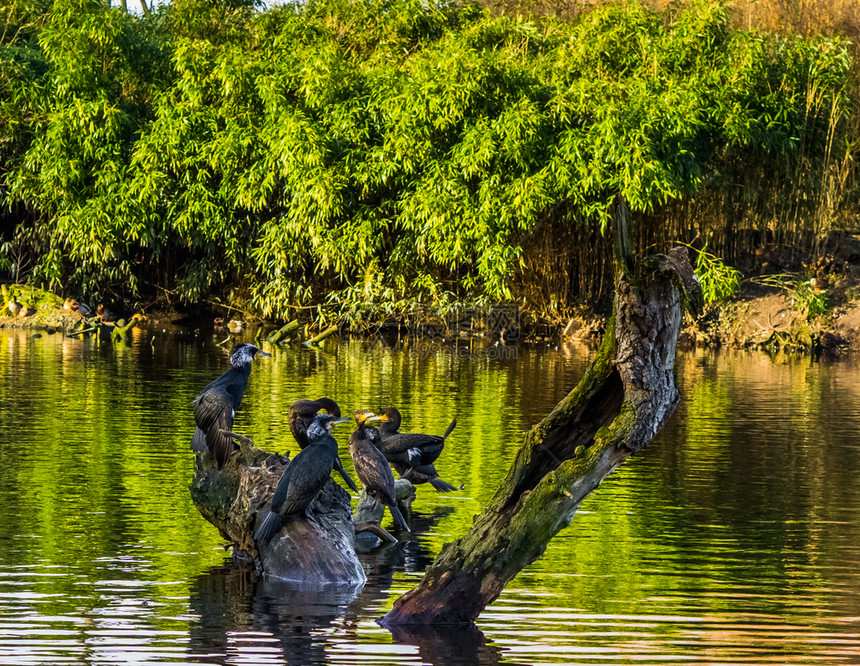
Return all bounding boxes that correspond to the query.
[189,436,366,585]
[382,195,703,626]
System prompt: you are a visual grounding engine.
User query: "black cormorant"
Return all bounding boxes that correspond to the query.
[288,398,358,492]
[349,410,410,532]
[190,343,271,467]
[288,398,342,447]
[376,407,458,492]
[254,412,353,542]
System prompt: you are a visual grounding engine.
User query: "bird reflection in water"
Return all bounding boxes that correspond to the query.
[187,564,362,666]
[185,506,525,666]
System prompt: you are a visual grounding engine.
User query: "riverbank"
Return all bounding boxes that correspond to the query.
[3,276,860,354]
[680,275,860,354]
[543,273,860,355]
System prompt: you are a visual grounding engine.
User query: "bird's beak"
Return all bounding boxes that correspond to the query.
[365,415,382,422]
[257,351,272,357]
[375,413,390,422]
[332,416,353,425]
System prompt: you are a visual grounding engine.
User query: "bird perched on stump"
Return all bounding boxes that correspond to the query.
[349,410,410,532]
[190,343,271,467]
[254,412,353,542]
[288,398,358,492]
[376,407,459,492]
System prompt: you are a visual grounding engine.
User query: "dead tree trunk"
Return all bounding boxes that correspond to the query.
[189,438,366,585]
[382,195,703,626]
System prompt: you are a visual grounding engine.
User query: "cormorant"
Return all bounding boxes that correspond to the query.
[349,410,410,532]
[190,342,271,467]
[254,412,353,542]
[376,407,458,492]
[288,398,342,447]
[288,398,358,492]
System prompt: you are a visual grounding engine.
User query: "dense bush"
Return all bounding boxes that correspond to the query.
[0,0,853,322]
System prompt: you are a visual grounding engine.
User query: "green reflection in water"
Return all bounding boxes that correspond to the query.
[1,329,859,664]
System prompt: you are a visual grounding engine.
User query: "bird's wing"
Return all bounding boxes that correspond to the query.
[380,433,444,464]
[351,440,396,502]
[269,462,294,512]
[279,446,333,515]
[192,387,234,467]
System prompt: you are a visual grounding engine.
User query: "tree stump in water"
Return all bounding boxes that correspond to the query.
[382,195,704,626]
[353,479,416,545]
[189,440,366,585]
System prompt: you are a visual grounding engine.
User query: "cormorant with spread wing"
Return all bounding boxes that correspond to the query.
[190,343,271,467]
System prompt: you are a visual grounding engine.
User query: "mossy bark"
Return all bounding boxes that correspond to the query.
[382,197,703,626]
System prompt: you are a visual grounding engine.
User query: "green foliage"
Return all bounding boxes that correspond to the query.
[0,242,12,274]
[751,273,831,319]
[791,279,830,318]
[0,0,853,319]
[693,245,741,304]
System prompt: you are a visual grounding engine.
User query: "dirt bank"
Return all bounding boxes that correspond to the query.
[4,277,860,355]
[679,276,860,354]
[559,273,860,355]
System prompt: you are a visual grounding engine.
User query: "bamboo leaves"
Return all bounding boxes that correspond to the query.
[0,0,852,319]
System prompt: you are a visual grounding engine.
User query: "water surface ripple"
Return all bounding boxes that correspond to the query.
[1,330,858,664]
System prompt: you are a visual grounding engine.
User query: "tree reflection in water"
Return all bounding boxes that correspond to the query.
[185,505,519,666]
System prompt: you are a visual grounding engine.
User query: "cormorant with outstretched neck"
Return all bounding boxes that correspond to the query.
[190,343,271,467]
[349,410,410,532]
[254,412,353,542]
[375,407,458,492]
[288,398,358,492]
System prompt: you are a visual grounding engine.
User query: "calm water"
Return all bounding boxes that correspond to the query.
[0,325,859,665]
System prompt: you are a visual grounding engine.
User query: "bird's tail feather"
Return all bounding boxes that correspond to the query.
[429,476,459,492]
[253,510,282,542]
[190,427,207,452]
[388,503,410,532]
[442,418,457,440]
